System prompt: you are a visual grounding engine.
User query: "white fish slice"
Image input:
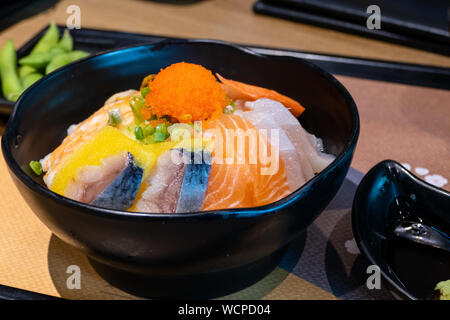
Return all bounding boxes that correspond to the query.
[245,98,334,175]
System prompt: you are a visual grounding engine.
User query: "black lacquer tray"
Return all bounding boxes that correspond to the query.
[1,25,449,115]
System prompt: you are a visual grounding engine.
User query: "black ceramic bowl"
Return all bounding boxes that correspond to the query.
[352,160,450,300]
[2,40,359,289]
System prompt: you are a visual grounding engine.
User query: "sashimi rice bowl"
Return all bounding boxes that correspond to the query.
[2,41,358,279]
[31,62,335,213]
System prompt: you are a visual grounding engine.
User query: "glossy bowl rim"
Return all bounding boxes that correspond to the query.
[2,39,360,221]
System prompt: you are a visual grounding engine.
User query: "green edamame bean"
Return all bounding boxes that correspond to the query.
[45,54,71,74]
[45,50,90,74]
[58,29,73,52]
[19,46,66,69]
[18,52,51,69]
[0,40,23,101]
[21,72,43,89]
[30,21,59,54]
[18,65,37,79]
[66,50,90,62]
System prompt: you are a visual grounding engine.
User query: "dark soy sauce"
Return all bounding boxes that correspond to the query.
[384,196,450,299]
[386,236,450,299]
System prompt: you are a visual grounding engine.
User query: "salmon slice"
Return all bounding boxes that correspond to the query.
[202,114,291,211]
[235,108,308,191]
[41,90,138,186]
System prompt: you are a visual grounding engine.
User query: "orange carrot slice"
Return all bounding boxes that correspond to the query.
[216,74,305,117]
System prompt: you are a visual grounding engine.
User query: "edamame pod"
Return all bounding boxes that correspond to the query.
[66,50,90,61]
[45,50,90,74]
[18,65,37,78]
[45,54,71,74]
[19,46,66,69]
[21,72,43,88]
[30,21,59,54]
[58,29,73,52]
[0,40,23,101]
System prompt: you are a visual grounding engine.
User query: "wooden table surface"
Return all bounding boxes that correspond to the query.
[0,0,449,299]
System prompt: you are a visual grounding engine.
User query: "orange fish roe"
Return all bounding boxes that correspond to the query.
[145,62,228,123]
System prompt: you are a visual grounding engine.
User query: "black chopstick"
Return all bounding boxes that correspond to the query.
[0,284,61,300]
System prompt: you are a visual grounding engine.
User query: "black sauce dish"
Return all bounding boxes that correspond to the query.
[2,40,359,295]
[353,160,450,300]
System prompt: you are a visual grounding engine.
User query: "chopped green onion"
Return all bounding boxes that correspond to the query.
[224,101,236,114]
[140,74,156,89]
[129,96,145,124]
[153,131,166,142]
[168,123,193,141]
[141,86,150,98]
[142,135,154,145]
[29,160,42,175]
[156,123,168,136]
[137,95,145,104]
[143,124,155,136]
[170,128,191,141]
[134,126,144,140]
[107,108,122,126]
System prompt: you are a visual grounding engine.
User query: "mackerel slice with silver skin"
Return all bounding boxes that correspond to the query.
[134,149,211,214]
[90,152,143,210]
[175,150,212,213]
[134,149,187,213]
